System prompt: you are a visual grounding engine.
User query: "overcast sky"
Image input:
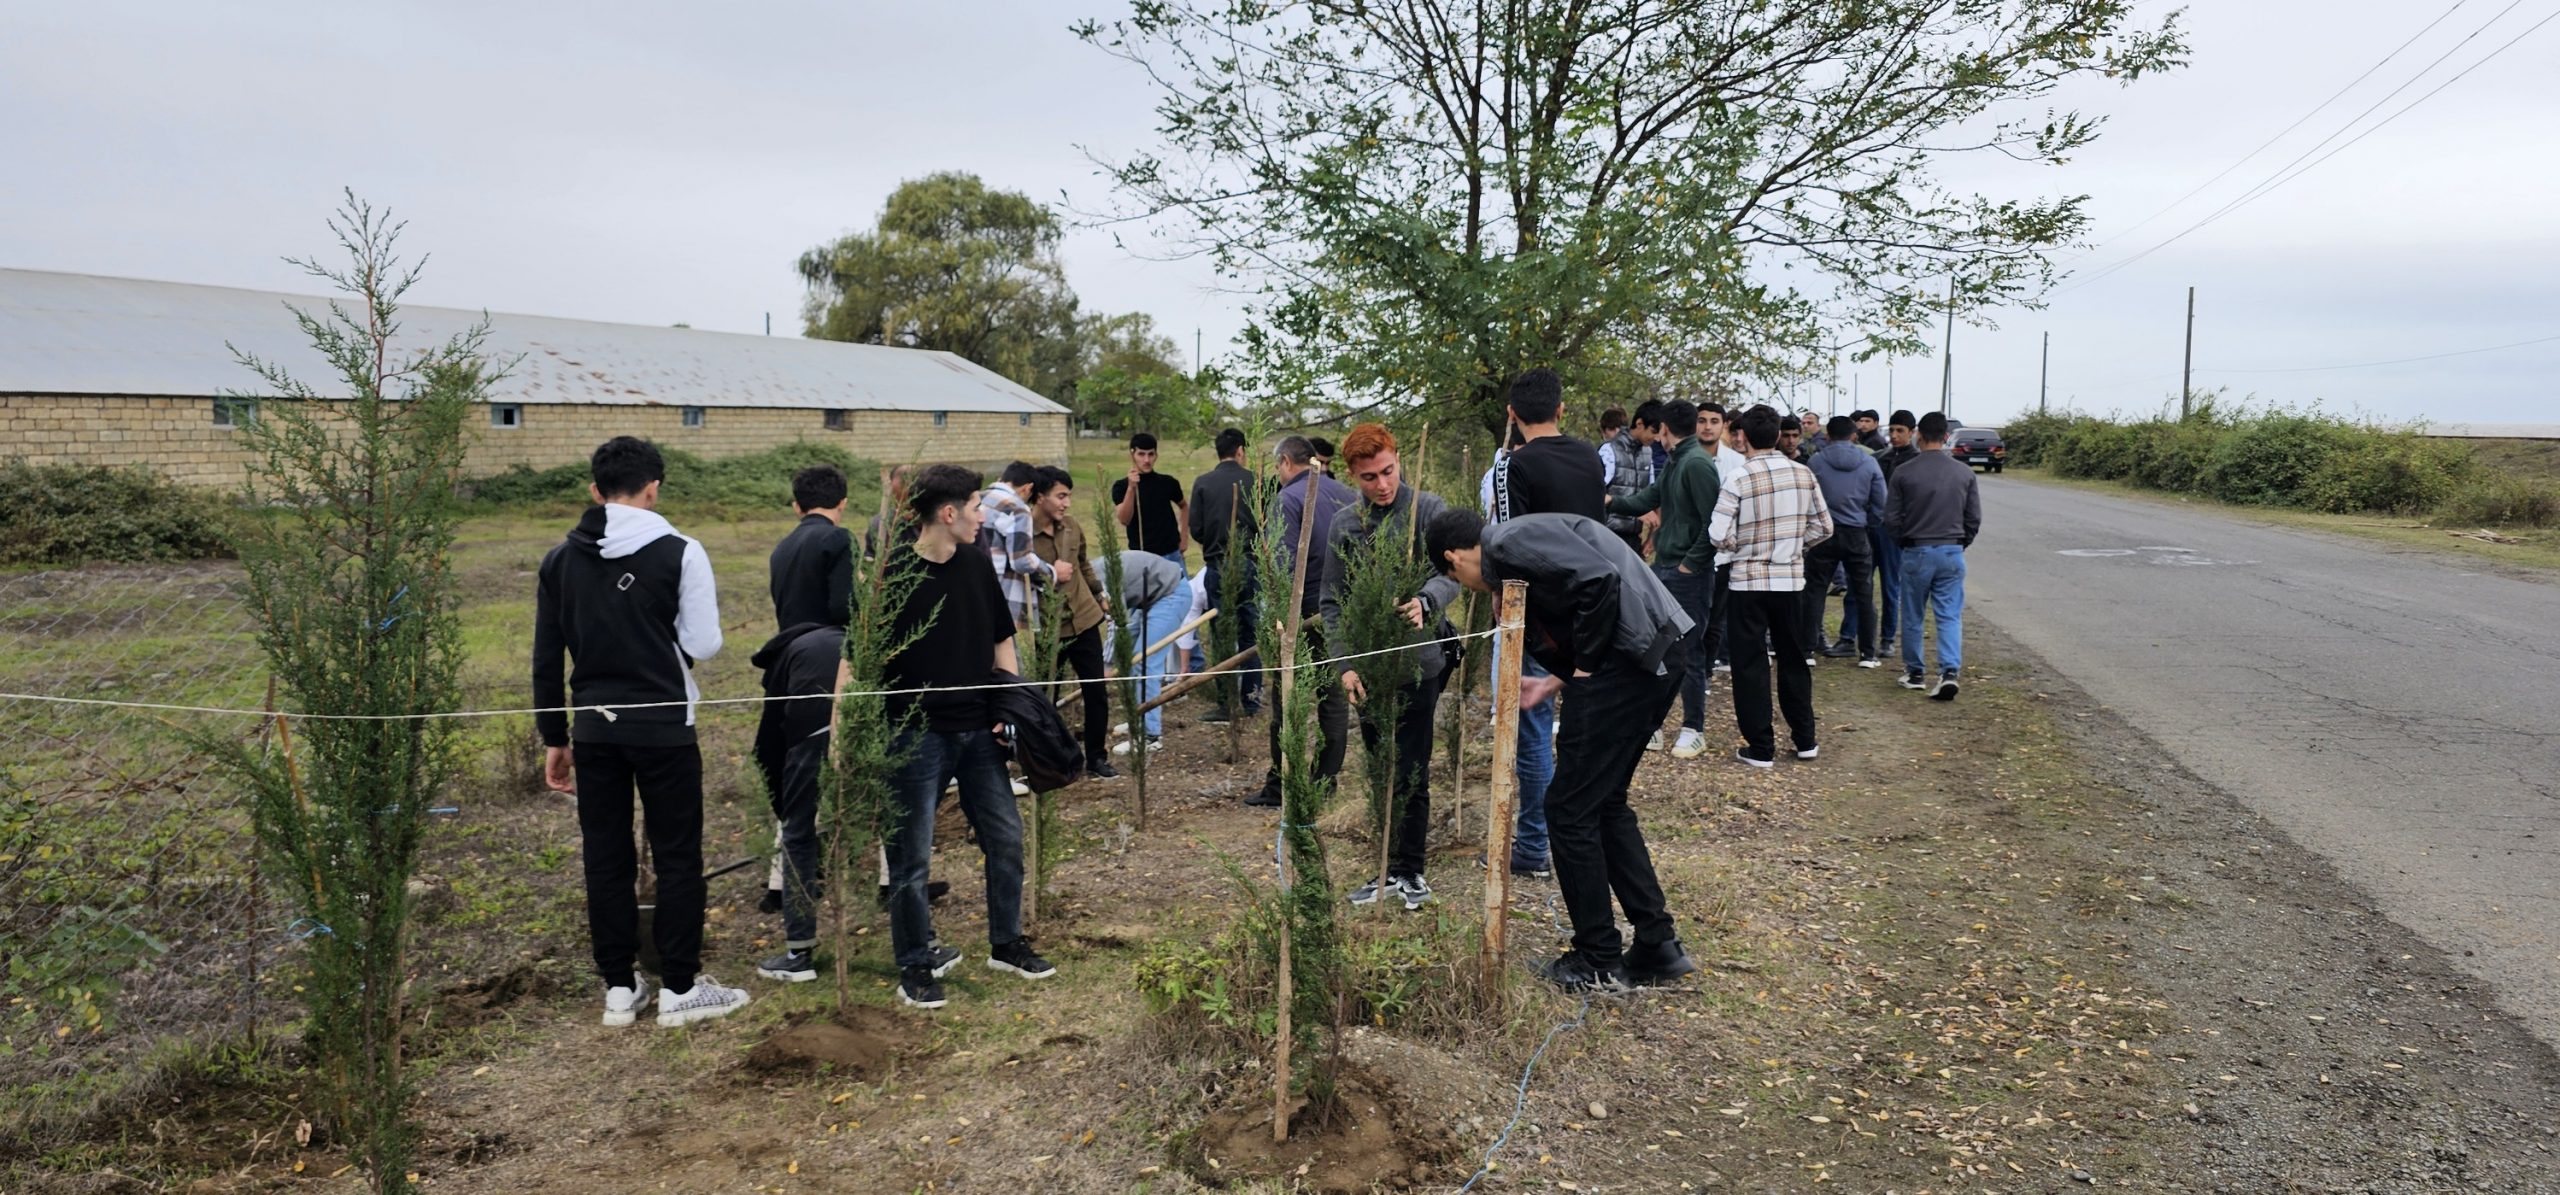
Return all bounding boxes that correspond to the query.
[5,1,2553,425]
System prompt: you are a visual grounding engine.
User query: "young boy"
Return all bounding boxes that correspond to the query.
[881,464,1057,1009]
[533,436,749,1028]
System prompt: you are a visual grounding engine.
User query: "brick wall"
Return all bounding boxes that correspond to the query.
[0,395,1069,487]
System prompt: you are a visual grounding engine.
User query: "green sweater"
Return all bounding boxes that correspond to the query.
[1606,435,1722,573]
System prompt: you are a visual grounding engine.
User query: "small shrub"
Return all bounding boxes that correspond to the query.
[2300,433,2472,515]
[2049,418,2141,481]
[2000,410,2073,468]
[2203,410,2358,505]
[0,460,234,566]
[461,441,880,516]
[2439,473,2560,527]
[2125,418,2221,493]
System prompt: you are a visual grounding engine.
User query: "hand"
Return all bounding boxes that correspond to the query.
[1639,510,1662,530]
[1051,560,1072,585]
[1397,598,1426,628]
[1342,670,1368,705]
[543,746,576,794]
[1572,669,1593,679]
[1519,673,1563,710]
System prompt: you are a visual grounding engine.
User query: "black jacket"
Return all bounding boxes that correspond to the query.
[752,622,843,795]
[1188,460,1262,567]
[532,504,724,747]
[769,514,852,629]
[1480,513,1695,677]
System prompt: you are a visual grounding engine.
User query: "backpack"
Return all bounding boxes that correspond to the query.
[990,670,1085,794]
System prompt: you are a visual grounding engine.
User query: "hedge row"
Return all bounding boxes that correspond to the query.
[2003,405,2554,526]
[459,440,883,517]
[0,460,236,566]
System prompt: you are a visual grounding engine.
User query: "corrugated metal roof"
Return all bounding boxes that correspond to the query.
[0,268,1070,414]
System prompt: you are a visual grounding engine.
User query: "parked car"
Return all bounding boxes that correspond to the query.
[1953,425,2005,472]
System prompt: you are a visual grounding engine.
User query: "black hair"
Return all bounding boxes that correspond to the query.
[590,436,665,501]
[998,460,1039,488]
[1215,427,1248,459]
[1030,465,1073,498]
[1826,415,1856,440]
[791,463,847,512]
[1506,421,1527,450]
[1423,507,1483,575]
[1309,436,1337,460]
[1778,414,1802,433]
[906,463,982,524]
[1662,399,1699,438]
[1917,412,1951,443]
[1504,368,1564,425]
[1698,401,1726,419]
[1631,399,1666,429]
[1739,406,1781,451]
[1599,406,1628,432]
[1890,408,1916,429]
[1129,432,1159,451]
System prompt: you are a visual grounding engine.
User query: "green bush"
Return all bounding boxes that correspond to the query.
[2126,417,2222,493]
[2439,472,2560,527]
[0,460,234,566]
[2000,410,2074,468]
[2299,433,2472,515]
[2049,418,2142,480]
[2203,411,2358,506]
[461,440,882,516]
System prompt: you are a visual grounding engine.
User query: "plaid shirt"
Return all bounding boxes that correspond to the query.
[1710,450,1834,591]
[976,486,1047,625]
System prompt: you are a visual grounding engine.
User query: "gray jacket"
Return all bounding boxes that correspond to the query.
[1881,450,1982,548]
[1480,514,1694,676]
[1092,550,1187,611]
[1318,482,1462,680]
[1810,441,1889,529]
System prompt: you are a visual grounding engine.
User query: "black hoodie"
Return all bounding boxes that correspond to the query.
[532,504,725,748]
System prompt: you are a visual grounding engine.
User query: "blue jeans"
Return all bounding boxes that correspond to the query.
[1120,596,1188,738]
[1498,645,1557,869]
[885,726,1024,969]
[1869,525,1903,645]
[1651,562,1714,730]
[1898,545,1966,676]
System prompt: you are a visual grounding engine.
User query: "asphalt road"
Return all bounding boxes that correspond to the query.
[1960,475,2560,1046]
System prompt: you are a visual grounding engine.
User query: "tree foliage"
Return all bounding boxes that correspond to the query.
[1077,1,2185,429]
[215,194,491,1194]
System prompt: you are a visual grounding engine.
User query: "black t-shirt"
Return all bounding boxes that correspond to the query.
[1501,435,1606,521]
[884,545,1012,734]
[1111,471,1186,555]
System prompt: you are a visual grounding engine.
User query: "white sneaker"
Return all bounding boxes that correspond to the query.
[1646,729,1666,752]
[1111,735,1164,757]
[602,976,655,1027]
[1010,777,1031,797]
[1671,728,1707,759]
[657,976,750,1028]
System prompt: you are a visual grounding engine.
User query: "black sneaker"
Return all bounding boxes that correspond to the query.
[1626,938,1700,987]
[1393,874,1434,912]
[988,940,1057,980]
[1242,701,1263,718]
[898,966,948,1010]
[1535,952,1631,994]
[1243,786,1282,808]
[756,888,783,915]
[1200,706,1234,725]
[1822,638,1856,658]
[927,943,962,978]
[1085,758,1121,780]
[1931,671,1960,702]
[1899,670,1928,690]
[1347,878,1388,906]
[756,948,817,983]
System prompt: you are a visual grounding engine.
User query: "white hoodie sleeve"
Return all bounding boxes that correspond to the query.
[675,536,723,661]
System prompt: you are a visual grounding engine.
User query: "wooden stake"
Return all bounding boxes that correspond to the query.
[1224,498,1244,763]
[1481,580,1526,990]
[1273,465,1324,1145]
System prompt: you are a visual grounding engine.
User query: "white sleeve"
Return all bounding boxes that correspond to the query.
[1598,445,1616,484]
[674,536,723,661]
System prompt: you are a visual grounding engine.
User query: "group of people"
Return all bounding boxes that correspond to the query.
[527,378,1985,1021]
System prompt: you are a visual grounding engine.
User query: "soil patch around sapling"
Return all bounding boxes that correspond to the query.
[1181,1066,1460,1193]
[741,1006,919,1079]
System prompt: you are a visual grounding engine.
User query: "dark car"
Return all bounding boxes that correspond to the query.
[1953,425,2005,472]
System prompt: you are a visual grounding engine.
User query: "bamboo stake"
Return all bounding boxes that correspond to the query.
[1273,465,1324,1145]
[1480,580,1526,990]
[1224,498,1244,763]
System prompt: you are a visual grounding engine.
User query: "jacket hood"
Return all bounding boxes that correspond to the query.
[568,503,682,560]
[1814,441,1874,473]
[752,621,835,672]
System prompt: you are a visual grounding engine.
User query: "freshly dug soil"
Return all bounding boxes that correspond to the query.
[1184,1068,1459,1193]
[742,1006,916,1078]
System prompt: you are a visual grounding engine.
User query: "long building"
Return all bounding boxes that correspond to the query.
[0,268,1070,486]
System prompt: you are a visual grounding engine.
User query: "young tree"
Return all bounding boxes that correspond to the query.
[823,479,928,1011]
[1259,462,1343,1137]
[216,194,490,1193]
[1077,1,2185,428]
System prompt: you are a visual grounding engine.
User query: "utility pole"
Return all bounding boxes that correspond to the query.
[2180,286,2196,421]
[1937,274,1956,417]
[1196,327,1204,377]
[2039,331,2049,414]
[764,312,771,336]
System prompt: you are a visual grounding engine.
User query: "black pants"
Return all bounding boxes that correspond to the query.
[1726,588,1818,760]
[573,740,704,992]
[1801,530,1875,657]
[1200,561,1262,708]
[1061,624,1110,763]
[1354,664,1448,878]
[770,734,826,949]
[1548,648,1686,964]
[1703,562,1733,667]
[1260,630,1351,802]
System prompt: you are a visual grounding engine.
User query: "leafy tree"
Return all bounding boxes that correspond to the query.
[1077,1,2185,430]
[215,194,491,1194]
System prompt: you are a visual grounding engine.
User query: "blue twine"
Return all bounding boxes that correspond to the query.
[427,806,459,815]
[375,585,410,634]
[1454,988,1592,1193]
[286,917,332,940]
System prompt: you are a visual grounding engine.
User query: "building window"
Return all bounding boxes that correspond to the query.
[490,403,523,429]
[681,406,705,428]
[933,411,949,428]
[1019,413,1031,427]
[212,397,257,428]
[824,409,851,431]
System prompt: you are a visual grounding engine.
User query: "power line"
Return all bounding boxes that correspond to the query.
[2062,0,2546,292]
[2071,0,2474,257]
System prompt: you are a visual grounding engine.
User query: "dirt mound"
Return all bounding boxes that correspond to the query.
[1183,1068,1458,1193]
[741,1007,916,1078]
[422,959,572,1032]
